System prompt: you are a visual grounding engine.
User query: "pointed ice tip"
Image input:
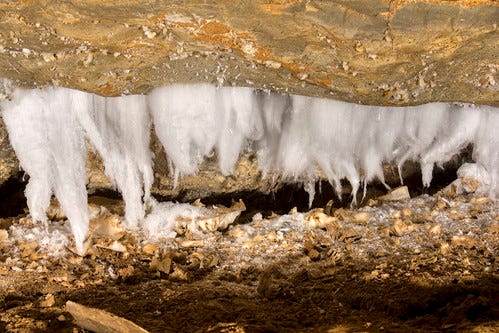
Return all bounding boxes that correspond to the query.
[69,237,91,257]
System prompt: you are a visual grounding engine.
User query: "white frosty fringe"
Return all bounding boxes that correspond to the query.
[76,94,153,228]
[1,83,498,254]
[2,88,89,255]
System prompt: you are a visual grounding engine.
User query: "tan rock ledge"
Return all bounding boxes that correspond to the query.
[0,0,497,105]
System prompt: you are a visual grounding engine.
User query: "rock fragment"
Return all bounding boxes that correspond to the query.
[66,301,149,333]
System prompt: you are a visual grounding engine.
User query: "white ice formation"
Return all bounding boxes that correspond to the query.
[1,83,498,254]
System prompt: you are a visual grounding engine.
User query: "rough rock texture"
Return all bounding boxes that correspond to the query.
[0,112,18,186]
[86,136,275,202]
[0,0,497,105]
[0,0,497,191]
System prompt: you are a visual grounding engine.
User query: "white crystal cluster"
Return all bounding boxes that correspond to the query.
[1,84,497,254]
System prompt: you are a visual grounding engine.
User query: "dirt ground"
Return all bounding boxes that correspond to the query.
[0,180,498,332]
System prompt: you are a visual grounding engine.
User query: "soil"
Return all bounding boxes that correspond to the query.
[0,181,498,333]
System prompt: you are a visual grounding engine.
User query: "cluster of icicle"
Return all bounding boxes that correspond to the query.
[1,83,498,254]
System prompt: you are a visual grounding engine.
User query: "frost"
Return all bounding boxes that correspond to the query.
[1,82,498,254]
[2,88,89,255]
[76,93,153,228]
[143,199,206,240]
[149,84,218,184]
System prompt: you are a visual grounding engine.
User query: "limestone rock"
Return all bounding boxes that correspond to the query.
[0,1,497,105]
[66,301,149,333]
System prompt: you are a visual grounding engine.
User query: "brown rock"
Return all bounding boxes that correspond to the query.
[40,294,56,308]
[0,1,497,106]
[66,301,149,333]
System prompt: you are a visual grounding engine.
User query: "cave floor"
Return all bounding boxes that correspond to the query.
[0,186,498,333]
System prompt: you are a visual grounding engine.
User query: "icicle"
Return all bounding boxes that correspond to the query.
[76,94,152,228]
[396,103,449,183]
[216,86,262,175]
[2,87,90,254]
[255,90,290,176]
[148,84,218,184]
[473,105,499,197]
[2,82,499,253]
[303,180,316,208]
[420,104,481,187]
[276,95,315,178]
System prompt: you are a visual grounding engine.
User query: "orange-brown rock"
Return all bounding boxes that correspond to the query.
[0,0,497,105]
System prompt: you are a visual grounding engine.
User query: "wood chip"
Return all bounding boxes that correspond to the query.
[66,301,149,333]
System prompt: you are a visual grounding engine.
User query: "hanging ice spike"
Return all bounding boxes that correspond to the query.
[1,83,498,254]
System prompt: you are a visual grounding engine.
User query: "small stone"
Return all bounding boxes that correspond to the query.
[488,221,499,234]
[402,207,412,217]
[40,294,55,307]
[470,196,492,205]
[90,214,126,240]
[391,219,416,236]
[145,30,157,39]
[151,256,172,274]
[324,199,335,215]
[461,177,481,193]
[353,211,371,224]
[170,266,188,281]
[429,224,442,236]
[142,242,159,255]
[66,301,149,333]
[451,235,477,248]
[96,240,127,253]
[306,209,338,228]
[378,186,410,201]
[307,248,320,261]
[178,239,204,248]
[117,265,134,279]
[228,226,248,238]
[83,52,93,67]
[0,266,9,275]
[439,242,451,255]
[448,210,459,219]
[0,229,8,242]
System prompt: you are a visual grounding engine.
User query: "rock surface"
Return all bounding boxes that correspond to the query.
[0,0,497,105]
[0,0,497,192]
[0,113,18,186]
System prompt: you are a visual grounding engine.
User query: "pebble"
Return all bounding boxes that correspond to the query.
[451,235,477,248]
[0,229,8,242]
[142,242,159,255]
[306,209,338,228]
[378,186,410,201]
[40,294,55,308]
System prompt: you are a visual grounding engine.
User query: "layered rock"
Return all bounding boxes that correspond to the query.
[0,0,497,194]
[0,1,497,104]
